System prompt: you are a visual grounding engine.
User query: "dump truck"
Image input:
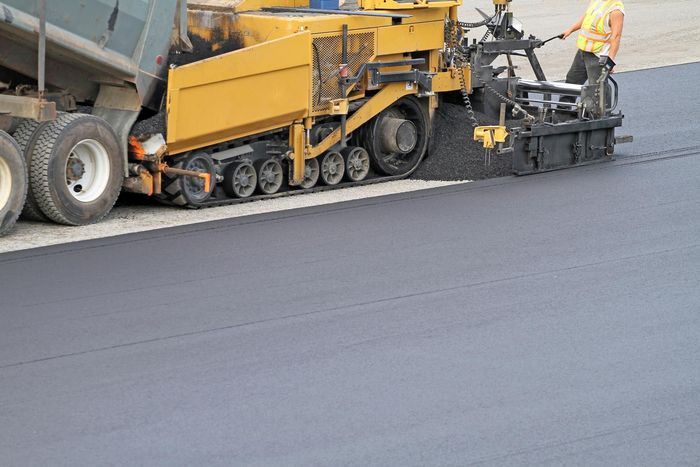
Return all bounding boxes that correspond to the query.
[0,0,629,235]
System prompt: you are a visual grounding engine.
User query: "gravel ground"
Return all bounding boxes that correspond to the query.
[0,180,461,253]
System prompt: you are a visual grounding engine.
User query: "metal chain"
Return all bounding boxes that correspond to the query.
[448,20,480,128]
[476,73,535,120]
[472,20,534,120]
[457,67,480,128]
[458,15,495,30]
[447,18,534,125]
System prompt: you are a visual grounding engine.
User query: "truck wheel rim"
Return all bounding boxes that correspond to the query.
[0,155,12,211]
[65,139,110,203]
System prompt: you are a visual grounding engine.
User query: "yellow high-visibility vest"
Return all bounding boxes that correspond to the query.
[577,0,625,54]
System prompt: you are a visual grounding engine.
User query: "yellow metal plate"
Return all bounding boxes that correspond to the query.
[361,0,460,10]
[167,32,312,155]
[432,66,470,93]
[376,21,444,55]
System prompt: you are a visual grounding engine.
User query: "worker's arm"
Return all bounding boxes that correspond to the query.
[561,14,585,39]
[606,10,624,60]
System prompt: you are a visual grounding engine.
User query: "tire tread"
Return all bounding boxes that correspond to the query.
[13,120,49,221]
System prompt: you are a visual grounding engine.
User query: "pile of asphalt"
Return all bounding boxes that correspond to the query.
[167,33,244,67]
[411,103,520,181]
[131,108,167,137]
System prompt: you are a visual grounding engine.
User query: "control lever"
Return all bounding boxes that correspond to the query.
[540,34,564,46]
[598,55,616,87]
[596,56,616,115]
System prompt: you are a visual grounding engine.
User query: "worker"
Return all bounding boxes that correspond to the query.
[560,0,625,86]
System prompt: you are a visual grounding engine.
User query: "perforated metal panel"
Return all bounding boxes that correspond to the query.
[311,32,375,113]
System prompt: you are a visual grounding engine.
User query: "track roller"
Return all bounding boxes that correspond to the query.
[223,161,257,198]
[160,152,216,206]
[319,150,345,186]
[256,158,284,194]
[342,146,370,182]
[299,158,320,189]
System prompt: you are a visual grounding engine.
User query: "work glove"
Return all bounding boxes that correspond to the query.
[599,55,616,72]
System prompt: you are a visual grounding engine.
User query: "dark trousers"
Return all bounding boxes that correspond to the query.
[566,50,604,85]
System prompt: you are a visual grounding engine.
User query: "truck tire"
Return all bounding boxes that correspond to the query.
[29,113,123,225]
[0,131,27,236]
[0,116,19,134]
[12,120,49,221]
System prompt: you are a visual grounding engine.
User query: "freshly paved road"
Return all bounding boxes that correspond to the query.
[1,65,699,466]
[613,63,700,156]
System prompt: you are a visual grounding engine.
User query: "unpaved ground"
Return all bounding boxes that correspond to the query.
[462,0,700,80]
[2,0,697,252]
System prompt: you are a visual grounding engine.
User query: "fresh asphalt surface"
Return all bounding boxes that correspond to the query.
[1,64,699,466]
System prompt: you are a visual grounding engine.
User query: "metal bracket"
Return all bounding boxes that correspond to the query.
[573,132,585,164]
[474,125,508,149]
[369,69,433,94]
[177,0,193,52]
[0,94,56,121]
[342,59,424,85]
[93,84,141,176]
[481,38,543,55]
[341,59,433,94]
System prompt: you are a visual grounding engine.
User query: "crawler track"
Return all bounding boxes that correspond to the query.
[181,168,419,209]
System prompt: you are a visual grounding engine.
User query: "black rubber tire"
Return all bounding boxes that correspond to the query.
[0,116,19,134]
[362,96,429,176]
[158,152,216,207]
[29,113,123,226]
[12,119,49,221]
[0,131,28,236]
